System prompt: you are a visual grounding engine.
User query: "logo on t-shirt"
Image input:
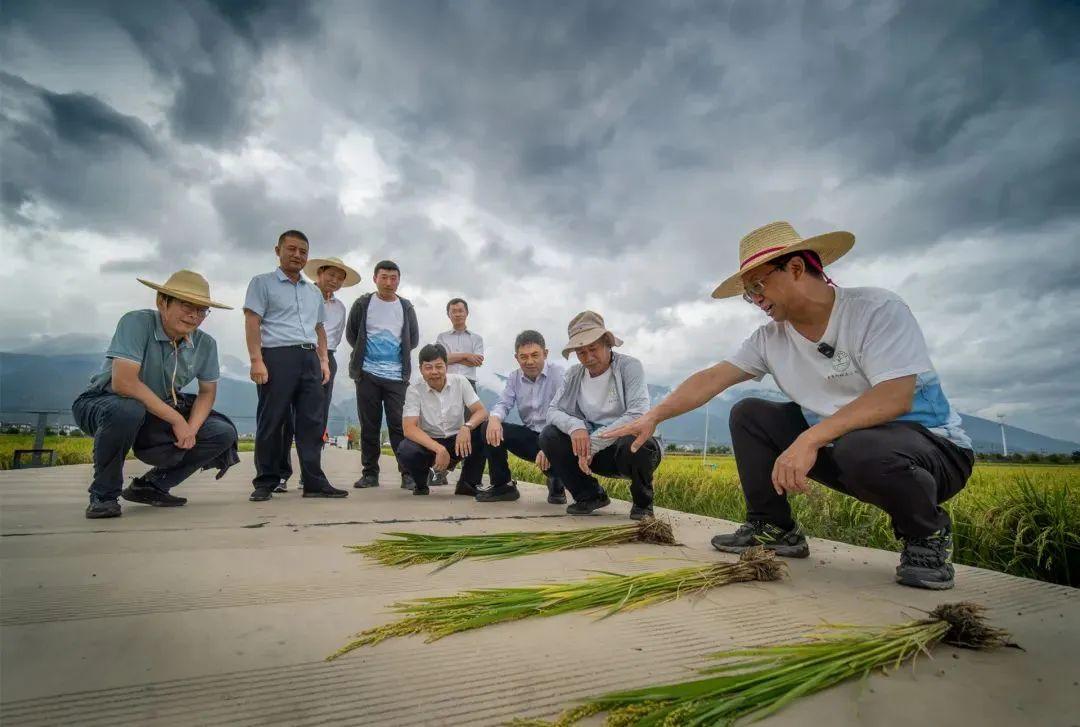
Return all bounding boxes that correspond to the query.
[831,350,851,373]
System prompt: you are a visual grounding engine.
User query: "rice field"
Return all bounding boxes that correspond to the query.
[508,455,1080,587]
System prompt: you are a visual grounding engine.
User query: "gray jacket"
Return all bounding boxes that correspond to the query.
[547,352,651,454]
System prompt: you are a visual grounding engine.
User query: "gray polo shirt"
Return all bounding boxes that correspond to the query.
[436,328,484,381]
[243,268,326,347]
[85,309,220,403]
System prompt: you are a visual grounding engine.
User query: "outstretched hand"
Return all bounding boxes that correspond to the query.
[600,414,656,452]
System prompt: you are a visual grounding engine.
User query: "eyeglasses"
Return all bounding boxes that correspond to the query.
[178,301,211,318]
[741,267,782,303]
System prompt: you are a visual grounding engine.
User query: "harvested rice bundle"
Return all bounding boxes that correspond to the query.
[327,547,784,660]
[350,518,678,570]
[513,602,1017,726]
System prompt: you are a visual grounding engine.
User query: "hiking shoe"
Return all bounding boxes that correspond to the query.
[454,480,479,497]
[476,484,520,502]
[629,505,654,521]
[401,473,415,490]
[85,499,121,519]
[249,488,273,502]
[122,480,187,507]
[566,494,611,515]
[302,484,349,498]
[427,469,450,488]
[711,521,810,558]
[273,479,288,493]
[896,529,955,590]
[353,474,380,489]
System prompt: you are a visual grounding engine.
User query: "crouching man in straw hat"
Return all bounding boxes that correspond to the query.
[275,256,361,493]
[540,312,661,520]
[605,222,974,590]
[72,271,239,519]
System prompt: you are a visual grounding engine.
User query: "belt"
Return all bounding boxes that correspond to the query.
[269,343,317,350]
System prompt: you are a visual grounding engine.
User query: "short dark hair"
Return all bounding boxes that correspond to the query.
[374,260,400,276]
[278,229,309,246]
[418,343,448,365]
[446,297,469,314]
[771,250,823,279]
[514,330,546,352]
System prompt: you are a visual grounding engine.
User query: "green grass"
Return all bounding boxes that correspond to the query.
[0,434,253,470]
[507,456,1080,587]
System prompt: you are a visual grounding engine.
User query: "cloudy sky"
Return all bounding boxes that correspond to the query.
[2,0,1078,441]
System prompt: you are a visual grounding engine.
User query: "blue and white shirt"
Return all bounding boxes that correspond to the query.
[362,295,404,380]
[726,286,972,450]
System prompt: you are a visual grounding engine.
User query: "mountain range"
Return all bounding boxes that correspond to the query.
[2,342,1077,454]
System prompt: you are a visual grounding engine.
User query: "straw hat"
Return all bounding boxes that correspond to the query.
[137,270,232,309]
[711,221,854,299]
[561,310,624,359]
[304,257,361,287]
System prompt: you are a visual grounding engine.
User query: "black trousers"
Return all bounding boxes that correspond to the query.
[73,391,237,502]
[539,425,660,509]
[280,351,337,481]
[397,429,486,488]
[730,398,975,538]
[253,346,331,491]
[485,421,563,495]
[354,371,408,477]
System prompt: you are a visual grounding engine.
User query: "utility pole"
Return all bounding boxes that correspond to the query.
[997,414,1008,456]
[702,400,710,465]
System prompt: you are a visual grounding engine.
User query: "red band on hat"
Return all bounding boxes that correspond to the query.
[740,245,787,270]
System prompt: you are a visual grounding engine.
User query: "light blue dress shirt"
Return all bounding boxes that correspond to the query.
[243,268,326,347]
[490,360,566,433]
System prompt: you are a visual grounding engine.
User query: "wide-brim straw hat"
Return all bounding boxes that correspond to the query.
[304,257,361,287]
[711,221,855,299]
[137,270,232,309]
[561,310,624,359]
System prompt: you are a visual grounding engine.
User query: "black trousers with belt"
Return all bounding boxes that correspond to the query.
[729,398,974,538]
[253,346,331,491]
[279,351,337,481]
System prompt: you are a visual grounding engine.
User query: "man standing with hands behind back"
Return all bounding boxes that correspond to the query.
[244,230,348,502]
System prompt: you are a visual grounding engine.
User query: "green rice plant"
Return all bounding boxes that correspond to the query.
[505,458,1080,585]
[327,547,785,660]
[349,518,679,570]
[513,602,1016,727]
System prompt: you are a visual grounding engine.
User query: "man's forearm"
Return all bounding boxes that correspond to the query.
[188,391,215,430]
[800,377,915,448]
[119,379,186,426]
[651,362,751,423]
[316,325,328,361]
[446,352,471,364]
[244,313,263,361]
[465,406,488,429]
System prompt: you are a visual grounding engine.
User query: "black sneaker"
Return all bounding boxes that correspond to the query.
[428,469,449,488]
[122,480,187,507]
[896,529,955,590]
[454,480,479,497]
[85,499,122,519]
[400,473,415,490]
[629,505,654,521]
[476,484,520,502]
[711,521,809,558]
[353,474,380,489]
[273,479,288,493]
[413,484,430,496]
[566,494,611,515]
[302,484,349,498]
[249,488,273,502]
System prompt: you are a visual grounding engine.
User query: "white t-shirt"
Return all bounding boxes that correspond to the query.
[363,295,404,380]
[436,329,484,381]
[322,296,347,351]
[403,373,481,439]
[578,366,621,427]
[726,286,971,449]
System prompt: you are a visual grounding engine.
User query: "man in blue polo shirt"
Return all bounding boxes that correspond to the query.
[72,270,239,519]
[243,230,348,501]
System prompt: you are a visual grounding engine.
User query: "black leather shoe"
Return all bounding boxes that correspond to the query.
[249,488,273,502]
[302,484,349,498]
[353,474,380,489]
[85,499,122,519]
[413,485,430,496]
[546,476,567,504]
[629,505,654,521]
[454,480,479,497]
[566,494,611,515]
[476,484,521,502]
[122,481,187,507]
[400,472,415,490]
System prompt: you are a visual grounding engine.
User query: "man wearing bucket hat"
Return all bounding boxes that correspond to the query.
[72,271,240,519]
[244,230,347,502]
[604,222,974,590]
[539,311,661,520]
[275,256,361,493]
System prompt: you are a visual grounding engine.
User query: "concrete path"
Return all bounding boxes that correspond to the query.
[1,448,1077,726]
